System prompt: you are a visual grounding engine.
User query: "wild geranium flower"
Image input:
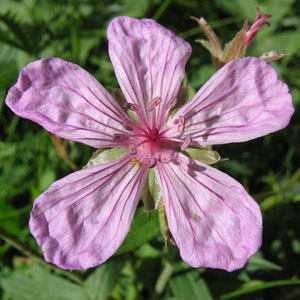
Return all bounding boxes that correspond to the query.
[6,16,294,271]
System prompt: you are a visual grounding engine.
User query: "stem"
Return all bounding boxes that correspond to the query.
[68,0,79,63]
[283,166,300,192]
[0,226,84,285]
[153,0,172,21]
[155,261,173,294]
[64,156,79,171]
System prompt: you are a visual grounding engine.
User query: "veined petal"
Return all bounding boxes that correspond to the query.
[29,155,148,270]
[155,153,262,271]
[173,57,294,145]
[6,58,130,148]
[107,16,192,121]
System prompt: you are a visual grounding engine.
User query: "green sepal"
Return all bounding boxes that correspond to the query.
[142,168,162,212]
[169,85,189,118]
[221,22,247,66]
[85,147,128,167]
[184,147,221,164]
[192,16,222,59]
[111,88,126,107]
[260,50,287,63]
[158,198,173,245]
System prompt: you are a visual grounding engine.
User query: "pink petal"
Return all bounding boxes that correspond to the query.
[155,153,262,271]
[173,57,294,146]
[107,16,192,122]
[29,155,147,269]
[6,57,130,148]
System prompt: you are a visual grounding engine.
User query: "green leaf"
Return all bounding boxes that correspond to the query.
[0,263,88,300]
[220,279,300,300]
[246,251,282,272]
[85,258,124,300]
[116,207,160,254]
[170,268,213,300]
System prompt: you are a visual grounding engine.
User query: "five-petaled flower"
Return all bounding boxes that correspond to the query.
[6,16,294,271]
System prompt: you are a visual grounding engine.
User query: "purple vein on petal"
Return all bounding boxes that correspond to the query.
[73,163,146,256]
[47,101,128,135]
[70,69,127,121]
[36,157,130,217]
[113,54,141,106]
[175,155,245,218]
[185,86,239,120]
[166,163,231,248]
[58,84,124,125]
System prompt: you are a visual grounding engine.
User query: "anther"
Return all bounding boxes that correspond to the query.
[124,102,139,111]
[165,97,177,113]
[113,134,129,141]
[148,156,157,168]
[129,144,137,155]
[132,158,141,168]
[158,154,172,164]
[148,97,161,112]
[122,121,134,131]
[181,136,192,151]
[151,128,159,137]
[178,116,185,134]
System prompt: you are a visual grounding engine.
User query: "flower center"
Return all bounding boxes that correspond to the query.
[113,96,192,168]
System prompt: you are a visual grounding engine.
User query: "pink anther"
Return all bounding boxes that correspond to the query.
[129,144,137,155]
[158,154,172,164]
[124,103,139,111]
[178,116,185,134]
[148,97,161,112]
[113,134,129,141]
[148,156,157,168]
[181,136,192,151]
[165,97,177,113]
[122,121,134,131]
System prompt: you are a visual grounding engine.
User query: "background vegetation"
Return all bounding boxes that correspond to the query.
[1,0,300,299]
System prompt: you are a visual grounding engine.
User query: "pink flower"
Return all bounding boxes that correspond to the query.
[245,7,273,49]
[6,16,294,271]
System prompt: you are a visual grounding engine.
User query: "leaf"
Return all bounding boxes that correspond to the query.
[170,268,213,300]
[116,207,160,254]
[246,251,282,272]
[0,263,88,300]
[220,279,300,300]
[85,258,124,300]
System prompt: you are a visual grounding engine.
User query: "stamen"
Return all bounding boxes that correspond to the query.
[181,136,192,151]
[178,116,185,134]
[151,128,159,137]
[132,158,141,168]
[129,144,137,155]
[165,97,178,114]
[124,102,139,111]
[122,121,134,131]
[148,156,157,168]
[113,134,129,141]
[157,97,178,130]
[158,154,172,164]
[148,97,161,111]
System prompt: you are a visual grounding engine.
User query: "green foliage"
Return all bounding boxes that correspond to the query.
[1,0,300,299]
